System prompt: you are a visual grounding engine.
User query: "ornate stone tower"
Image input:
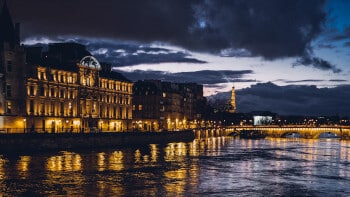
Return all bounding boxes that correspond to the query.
[229,86,236,113]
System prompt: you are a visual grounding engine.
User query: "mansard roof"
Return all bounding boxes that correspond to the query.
[26,42,132,83]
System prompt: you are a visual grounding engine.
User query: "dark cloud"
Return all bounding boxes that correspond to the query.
[276,79,325,83]
[329,79,347,82]
[327,26,350,41]
[203,84,227,89]
[7,0,327,61]
[115,69,255,84]
[294,54,341,73]
[209,82,350,116]
[317,43,335,49]
[344,41,350,47]
[25,38,206,66]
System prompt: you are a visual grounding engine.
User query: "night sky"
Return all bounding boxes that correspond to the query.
[4,0,350,116]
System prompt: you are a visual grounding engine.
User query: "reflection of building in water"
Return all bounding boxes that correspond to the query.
[16,156,31,178]
[46,152,82,172]
[45,152,84,195]
[108,151,124,171]
[0,156,5,178]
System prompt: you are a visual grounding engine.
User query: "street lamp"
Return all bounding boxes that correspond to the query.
[23,118,26,133]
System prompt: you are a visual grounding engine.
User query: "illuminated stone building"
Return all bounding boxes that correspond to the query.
[132,80,204,131]
[0,2,133,133]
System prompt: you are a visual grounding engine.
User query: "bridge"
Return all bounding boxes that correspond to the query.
[225,125,350,139]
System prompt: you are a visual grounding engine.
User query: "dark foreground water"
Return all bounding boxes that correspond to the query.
[1,137,350,196]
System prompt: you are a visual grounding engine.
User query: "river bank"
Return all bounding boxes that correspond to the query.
[0,130,195,154]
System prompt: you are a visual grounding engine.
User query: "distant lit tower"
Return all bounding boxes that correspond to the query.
[229,86,236,113]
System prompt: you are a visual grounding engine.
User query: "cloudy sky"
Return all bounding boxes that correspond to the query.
[4,0,350,116]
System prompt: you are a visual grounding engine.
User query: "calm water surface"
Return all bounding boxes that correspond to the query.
[1,137,350,196]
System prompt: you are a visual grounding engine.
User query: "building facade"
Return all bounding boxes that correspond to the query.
[0,2,133,133]
[132,80,204,131]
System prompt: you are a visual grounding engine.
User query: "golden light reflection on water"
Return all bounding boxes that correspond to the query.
[109,151,124,171]
[162,138,234,196]
[150,144,158,162]
[164,168,187,194]
[164,142,188,162]
[44,152,84,196]
[0,156,5,191]
[0,157,5,178]
[339,140,350,178]
[16,156,31,178]
[46,152,82,172]
[97,152,106,171]
[0,136,350,196]
[164,142,192,196]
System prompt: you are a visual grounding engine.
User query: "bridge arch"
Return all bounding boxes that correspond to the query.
[316,131,341,139]
[280,131,302,138]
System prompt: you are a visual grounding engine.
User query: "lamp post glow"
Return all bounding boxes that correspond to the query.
[23,118,26,133]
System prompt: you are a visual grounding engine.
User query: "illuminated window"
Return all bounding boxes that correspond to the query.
[163,92,166,98]
[68,76,73,83]
[132,105,135,111]
[6,101,11,113]
[69,102,73,115]
[138,105,142,111]
[86,77,90,86]
[92,103,96,113]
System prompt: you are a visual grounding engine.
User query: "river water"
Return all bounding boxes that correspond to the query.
[1,137,350,196]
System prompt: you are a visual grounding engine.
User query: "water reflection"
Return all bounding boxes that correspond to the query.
[46,152,82,172]
[0,137,349,196]
[16,156,31,178]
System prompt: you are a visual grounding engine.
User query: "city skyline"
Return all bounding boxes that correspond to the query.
[3,0,350,116]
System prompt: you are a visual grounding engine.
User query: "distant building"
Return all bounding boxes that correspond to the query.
[0,2,133,133]
[229,86,236,113]
[224,86,237,113]
[132,80,204,131]
[251,111,276,126]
